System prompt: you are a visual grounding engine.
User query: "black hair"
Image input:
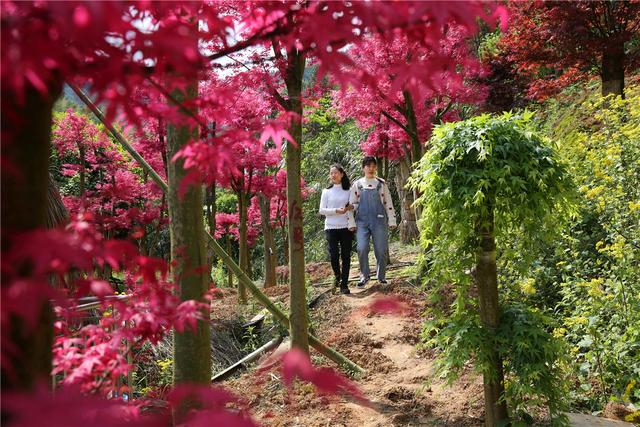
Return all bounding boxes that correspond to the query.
[362,156,377,168]
[327,164,351,190]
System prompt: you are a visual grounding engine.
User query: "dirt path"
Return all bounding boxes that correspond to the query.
[331,283,484,427]
[224,273,485,426]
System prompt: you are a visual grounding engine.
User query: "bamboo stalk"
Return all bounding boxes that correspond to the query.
[70,83,364,375]
[211,335,283,382]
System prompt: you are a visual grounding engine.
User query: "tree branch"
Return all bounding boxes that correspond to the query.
[206,9,295,62]
[146,77,208,131]
[381,110,418,141]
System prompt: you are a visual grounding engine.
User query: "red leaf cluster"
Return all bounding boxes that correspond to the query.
[500,1,640,100]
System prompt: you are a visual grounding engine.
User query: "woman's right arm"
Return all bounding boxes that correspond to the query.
[318,189,338,216]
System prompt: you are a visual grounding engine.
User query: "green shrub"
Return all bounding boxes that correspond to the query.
[411,112,574,424]
[540,87,640,409]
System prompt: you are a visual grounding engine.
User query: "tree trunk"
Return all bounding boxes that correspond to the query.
[601,41,625,98]
[284,47,309,353]
[395,159,419,243]
[166,81,212,387]
[398,91,422,243]
[259,193,277,288]
[205,183,217,270]
[476,210,509,427]
[281,223,289,265]
[226,237,234,288]
[237,190,249,304]
[402,90,423,165]
[206,184,216,234]
[1,80,62,391]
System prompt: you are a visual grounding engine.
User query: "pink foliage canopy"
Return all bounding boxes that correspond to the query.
[2,1,505,424]
[335,27,488,160]
[52,109,164,234]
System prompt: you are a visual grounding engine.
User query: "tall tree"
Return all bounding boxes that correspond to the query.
[411,113,573,426]
[212,82,280,301]
[258,193,278,287]
[278,43,310,352]
[166,78,212,385]
[52,109,164,238]
[502,1,640,99]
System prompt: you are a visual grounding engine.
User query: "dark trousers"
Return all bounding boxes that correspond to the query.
[325,228,353,287]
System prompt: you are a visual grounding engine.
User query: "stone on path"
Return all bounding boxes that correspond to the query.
[567,413,634,427]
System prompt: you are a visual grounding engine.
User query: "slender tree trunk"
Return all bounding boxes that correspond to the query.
[205,122,217,270]
[204,183,217,271]
[206,184,216,234]
[284,48,309,353]
[259,193,277,287]
[403,90,423,165]
[226,237,234,288]
[395,159,419,243]
[476,209,509,426]
[247,246,252,282]
[601,41,625,98]
[237,190,249,304]
[1,80,62,391]
[396,91,422,243]
[166,81,211,387]
[281,223,289,265]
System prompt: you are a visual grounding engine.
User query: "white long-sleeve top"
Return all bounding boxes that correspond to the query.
[348,177,397,227]
[318,184,355,230]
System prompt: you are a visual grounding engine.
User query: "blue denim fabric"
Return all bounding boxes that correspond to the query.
[355,182,389,281]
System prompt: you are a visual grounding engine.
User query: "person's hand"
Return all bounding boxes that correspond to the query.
[336,207,346,214]
[349,227,356,232]
[345,203,354,211]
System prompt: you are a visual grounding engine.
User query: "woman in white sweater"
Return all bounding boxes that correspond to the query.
[318,164,355,294]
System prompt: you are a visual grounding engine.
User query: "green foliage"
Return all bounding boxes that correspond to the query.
[499,305,568,425]
[211,259,230,288]
[476,27,502,61]
[411,112,575,422]
[410,112,575,288]
[424,304,568,425]
[215,190,238,214]
[528,86,640,410]
[241,325,261,352]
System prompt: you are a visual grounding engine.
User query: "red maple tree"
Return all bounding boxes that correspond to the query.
[501,0,640,100]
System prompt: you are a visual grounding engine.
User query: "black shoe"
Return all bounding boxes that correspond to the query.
[379,279,388,285]
[340,287,351,295]
[357,278,369,288]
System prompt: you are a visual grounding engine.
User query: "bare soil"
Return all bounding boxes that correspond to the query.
[223,246,487,426]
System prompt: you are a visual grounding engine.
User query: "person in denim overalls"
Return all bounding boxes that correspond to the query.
[348,157,397,287]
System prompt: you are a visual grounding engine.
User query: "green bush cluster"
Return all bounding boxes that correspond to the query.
[414,84,639,420]
[534,86,640,411]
